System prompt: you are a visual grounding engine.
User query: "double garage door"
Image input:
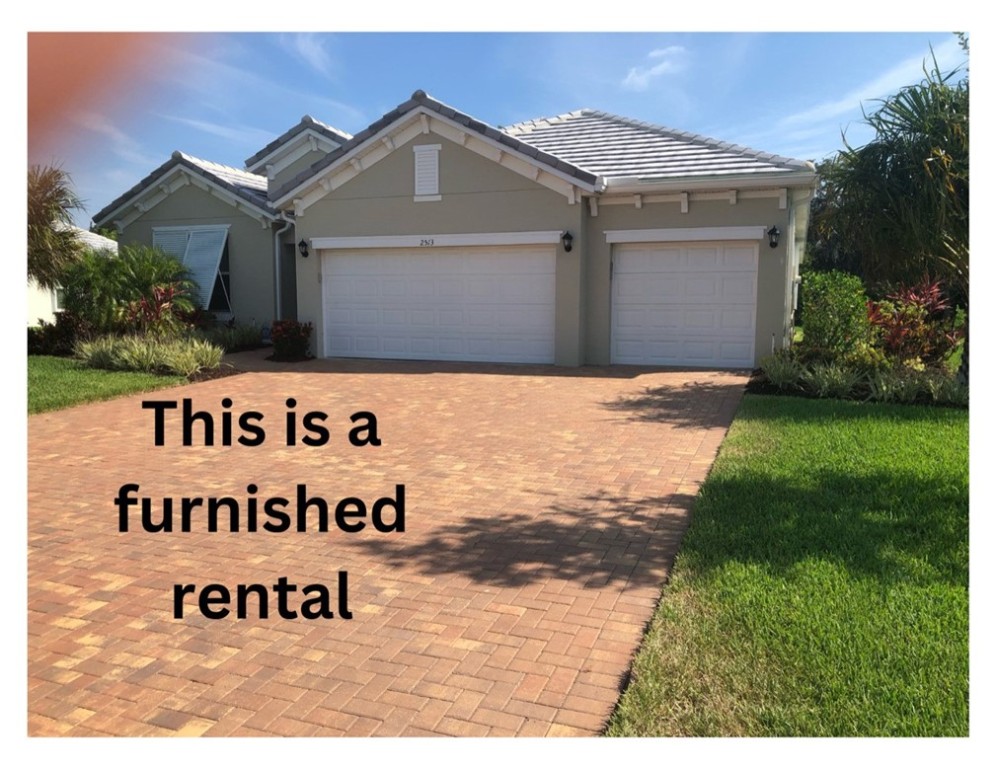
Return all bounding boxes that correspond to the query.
[322,246,556,363]
[320,240,758,368]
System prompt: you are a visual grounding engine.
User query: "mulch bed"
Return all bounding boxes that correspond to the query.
[187,364,245,383]
[264,354,314,363]
[744,369,791,396]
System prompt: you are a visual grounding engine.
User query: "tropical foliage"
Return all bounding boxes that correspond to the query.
[811,53,968,297]
[59,244,198,336]
[28,165,85,289]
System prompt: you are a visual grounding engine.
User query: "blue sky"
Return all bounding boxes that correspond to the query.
[26,31,968,229]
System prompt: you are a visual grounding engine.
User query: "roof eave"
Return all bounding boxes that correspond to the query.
[603,169,819,195]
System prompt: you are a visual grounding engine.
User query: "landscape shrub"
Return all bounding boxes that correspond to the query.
[28,311,92,356]
[76,335,224,376]
[271,320,313,360]
[124,284,188,338]
[867,279,962,368]
[800,270,870,359]
[162,338,224,376]
[800,362,864,399]
[760,350,804,390]
[201,322,264,352]
[60,245,198,335]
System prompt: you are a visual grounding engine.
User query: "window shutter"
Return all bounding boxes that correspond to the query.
[413,144,440,197]
[152,228,190,259]
[152,226,229,309]
[183,228,229,309]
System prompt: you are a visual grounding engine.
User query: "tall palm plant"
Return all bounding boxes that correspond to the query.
[28,165,85,289]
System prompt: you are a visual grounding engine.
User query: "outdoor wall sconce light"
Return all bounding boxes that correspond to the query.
[561,231,574,252]
[767,226,781,249]
[298,239,310,258]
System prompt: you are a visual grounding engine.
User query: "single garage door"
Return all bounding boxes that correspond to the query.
[322,245,556,363]
[612,241,758,368]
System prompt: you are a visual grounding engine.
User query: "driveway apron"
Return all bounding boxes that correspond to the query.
[28,357,747,736]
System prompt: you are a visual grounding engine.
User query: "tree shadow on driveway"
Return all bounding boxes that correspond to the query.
[354,490,698,589]
[601,377,747,430]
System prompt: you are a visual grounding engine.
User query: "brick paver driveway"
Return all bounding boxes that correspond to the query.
[28,355,747,736]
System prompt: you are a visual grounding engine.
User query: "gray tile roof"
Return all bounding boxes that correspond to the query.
[92,151,275,226]
[503,109,812,182]
[272,90,601,204]
[244,115,353,170]
[74,226,118,253]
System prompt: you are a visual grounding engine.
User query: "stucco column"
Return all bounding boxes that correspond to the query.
[553,203,586,366]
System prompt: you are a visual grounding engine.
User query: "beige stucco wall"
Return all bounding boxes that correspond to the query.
[293,133,584,364]
[270,149,332,197]
[119,184,279,326]
[584,196,793,367]
[288,128,805,368]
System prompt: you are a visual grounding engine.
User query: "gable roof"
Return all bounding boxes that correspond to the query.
[272,90,602,210]
[504,109,814,184]
[245,115,353,172]
[92,151,275,229]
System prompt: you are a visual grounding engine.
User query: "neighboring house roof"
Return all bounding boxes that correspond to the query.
[504,109,813,184]
[272,90,602,207]
[92,151,275,228]
[73,226,118,253]
[244,115,353,172]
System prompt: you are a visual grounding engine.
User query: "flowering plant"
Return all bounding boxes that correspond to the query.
[270,320,313,360]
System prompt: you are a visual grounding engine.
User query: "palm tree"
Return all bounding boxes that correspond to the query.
[28,165,85,289]
[816,50,969,382]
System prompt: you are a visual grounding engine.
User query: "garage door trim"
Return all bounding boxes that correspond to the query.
[604,225,767,244]
[312,230,563,250]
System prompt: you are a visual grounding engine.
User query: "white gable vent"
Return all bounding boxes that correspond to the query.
[413,144,441,201]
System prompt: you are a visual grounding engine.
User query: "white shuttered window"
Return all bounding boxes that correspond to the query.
[152,225,230,311]
[413,144,441,201]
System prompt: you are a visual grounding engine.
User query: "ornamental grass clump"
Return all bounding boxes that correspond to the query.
[76,335,224,377]
[800,362,864,399]
[760,350,804,391]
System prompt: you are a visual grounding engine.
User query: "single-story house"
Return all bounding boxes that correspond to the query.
[93,90,818,369]
[27,226,118,326]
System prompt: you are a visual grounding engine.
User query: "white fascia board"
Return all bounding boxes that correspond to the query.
[605,170,818,195]
[274,106,597,210]
[110,166,276,230]
[152,223,232,233]
[605,226,768,244]
[310,230,563,250]
[245,128,341,174]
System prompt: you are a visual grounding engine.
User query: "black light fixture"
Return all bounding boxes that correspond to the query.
[561,231,574,252]
[298,238,310,258]
[767,225,781,249]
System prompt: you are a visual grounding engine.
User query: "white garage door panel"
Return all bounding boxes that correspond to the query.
[322,246,555,363]
[612,241,758,368]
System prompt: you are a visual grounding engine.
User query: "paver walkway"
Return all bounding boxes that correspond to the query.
[28,355,747,736]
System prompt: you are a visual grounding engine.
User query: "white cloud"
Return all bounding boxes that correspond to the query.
[622,46,688,92]
[158,114,275,150]
[71,111,161,168]
[779,37,964,129]
[281,33,336,80]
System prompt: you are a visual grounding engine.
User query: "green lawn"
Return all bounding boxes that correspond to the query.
[606,395,968,737]
[28,356,185,414]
